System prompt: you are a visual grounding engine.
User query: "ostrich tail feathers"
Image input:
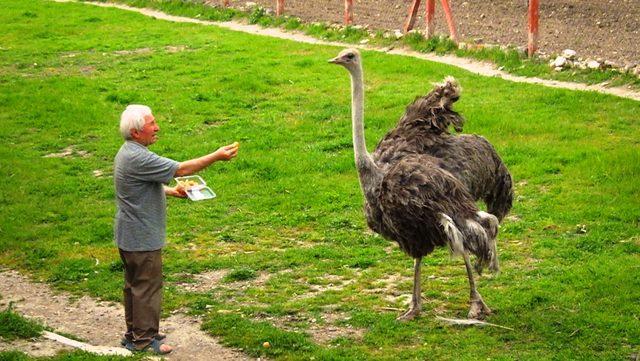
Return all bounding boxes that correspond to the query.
[477,211,500,273]
[400,76,464,133]
[441,211,500,275]
[431,76,464,132]
[439,213,465,256]
[435,76,462,104]
[466,212,500,274]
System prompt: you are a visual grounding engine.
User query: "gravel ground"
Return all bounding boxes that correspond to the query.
[220,0,639,68]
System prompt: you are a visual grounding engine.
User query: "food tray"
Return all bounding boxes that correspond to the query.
[175,175,216,201]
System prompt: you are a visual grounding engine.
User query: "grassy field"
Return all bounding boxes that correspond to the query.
[0,0,639,360]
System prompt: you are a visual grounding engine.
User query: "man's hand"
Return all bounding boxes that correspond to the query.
[214,142,239,161]
[164,184,188,198]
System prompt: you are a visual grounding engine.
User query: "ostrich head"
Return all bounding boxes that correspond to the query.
[328,48,361,71]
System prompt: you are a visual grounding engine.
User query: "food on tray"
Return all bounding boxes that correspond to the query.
[174,175,214,201]
[178,179,199,189]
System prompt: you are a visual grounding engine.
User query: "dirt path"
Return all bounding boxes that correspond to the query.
[54,0,640,102]
[0,270,252,360]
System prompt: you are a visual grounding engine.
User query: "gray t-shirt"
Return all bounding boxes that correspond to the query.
[114,140,179,251]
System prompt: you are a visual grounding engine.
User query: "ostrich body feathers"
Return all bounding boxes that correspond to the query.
[373,78,513,221]
[364,154,497,268]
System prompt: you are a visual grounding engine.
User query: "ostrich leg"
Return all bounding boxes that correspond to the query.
[463,252,491,319]
[397,257,422,321]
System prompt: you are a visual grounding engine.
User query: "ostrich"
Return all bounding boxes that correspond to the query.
[373,78,513,222]
[329,48,499,321]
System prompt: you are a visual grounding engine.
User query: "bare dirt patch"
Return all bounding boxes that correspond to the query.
[232,0,639,68]
[172,269,273,293]
[113,47,153,56]
[0,270,251,360]
[255,311,364,345]
[43,145,91,159]
[165,45,191,53]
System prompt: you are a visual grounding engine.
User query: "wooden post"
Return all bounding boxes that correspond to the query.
[344,0,353,25]
[425,0,435,38]
[276,0,284,16]
[527,0,539,57]
[439,0,457,41]
[403,0,422,33]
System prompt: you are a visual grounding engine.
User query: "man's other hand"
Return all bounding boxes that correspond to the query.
[165,185,188,198]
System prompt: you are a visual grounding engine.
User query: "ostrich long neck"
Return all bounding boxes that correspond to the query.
[348,62,380,192]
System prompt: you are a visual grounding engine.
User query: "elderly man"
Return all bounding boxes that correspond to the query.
[114,104,238,354]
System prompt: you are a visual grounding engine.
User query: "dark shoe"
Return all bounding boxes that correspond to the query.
[125,338,173,355]
[120,333,166,346]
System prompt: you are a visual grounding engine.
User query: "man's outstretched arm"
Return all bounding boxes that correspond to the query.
[175,142,239,177]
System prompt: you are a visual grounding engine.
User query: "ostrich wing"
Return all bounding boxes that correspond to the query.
[376,154,477,258]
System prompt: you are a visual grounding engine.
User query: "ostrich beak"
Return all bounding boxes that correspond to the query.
[328,56,340,64]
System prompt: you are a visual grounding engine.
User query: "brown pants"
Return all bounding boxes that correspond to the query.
[118,248,163,349]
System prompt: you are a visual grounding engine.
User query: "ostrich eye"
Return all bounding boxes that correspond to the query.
[347,53,355,60]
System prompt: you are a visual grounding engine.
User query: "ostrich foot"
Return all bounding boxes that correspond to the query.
[468,294,492,320]
[396,307,420,321]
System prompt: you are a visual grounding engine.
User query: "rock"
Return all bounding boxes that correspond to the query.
[622,63,636,72]
[633,66,640,77]
[245,2,257,7]
[587,60,601,69]
[394,29,403,39]
[561,49,577,60]
[458,42,467,50]
[359,39,369,45]
[551,56,567,68]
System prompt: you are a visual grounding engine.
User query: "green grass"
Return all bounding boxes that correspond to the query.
[0,0,639,360]
[0,305,43,341]
[82,0,640,90]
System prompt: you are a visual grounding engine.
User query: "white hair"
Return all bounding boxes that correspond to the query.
[119,104,152,140]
